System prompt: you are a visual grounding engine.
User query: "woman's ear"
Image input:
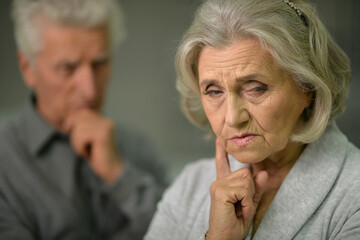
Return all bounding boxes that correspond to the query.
[17,51,37,88]
[306,91,315,108]
[303,91,315,122]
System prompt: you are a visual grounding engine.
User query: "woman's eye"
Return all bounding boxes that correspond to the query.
[242,81,268,99]
[204,90,222,96]
[202,84,223,97]
[251,86,267,93]
[243,81,268,94]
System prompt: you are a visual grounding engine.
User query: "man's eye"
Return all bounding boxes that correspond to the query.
[93,59,109,70]
[59,63,76,75]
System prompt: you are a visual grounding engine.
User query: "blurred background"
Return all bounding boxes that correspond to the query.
[0,0,359,180]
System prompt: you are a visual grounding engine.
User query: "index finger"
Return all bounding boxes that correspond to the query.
[61,109,94,134]
[61,113,79,135]
[215,138,231,179]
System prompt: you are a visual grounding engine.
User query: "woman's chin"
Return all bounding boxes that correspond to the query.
[228,150,265,165]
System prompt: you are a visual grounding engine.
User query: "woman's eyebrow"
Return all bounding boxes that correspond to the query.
[199,73,266,87]
[199,79,220,87]
[235,73,265,82]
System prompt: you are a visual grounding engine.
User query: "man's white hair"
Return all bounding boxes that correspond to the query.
[12,0,126,61]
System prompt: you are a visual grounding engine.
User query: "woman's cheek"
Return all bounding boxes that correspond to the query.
[210,112,225,136]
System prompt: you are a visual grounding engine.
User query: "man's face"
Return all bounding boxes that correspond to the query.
[20,19,111,132]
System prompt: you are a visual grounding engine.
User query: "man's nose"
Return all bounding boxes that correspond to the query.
[76,66,96,101]
[225,93,250,127]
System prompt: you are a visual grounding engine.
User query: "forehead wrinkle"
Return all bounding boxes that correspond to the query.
[234,54,282,86]
[198,39,280,87]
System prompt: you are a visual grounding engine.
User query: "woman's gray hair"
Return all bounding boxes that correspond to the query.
[176,0,351,143]
[12,0,126,61]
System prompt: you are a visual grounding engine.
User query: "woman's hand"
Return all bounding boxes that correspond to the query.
[207,139,268,240]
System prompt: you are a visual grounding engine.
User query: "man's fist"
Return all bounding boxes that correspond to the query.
[62,110,123,183]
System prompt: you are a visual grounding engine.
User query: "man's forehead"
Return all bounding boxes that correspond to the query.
[36,13,108,33]
[56,51,109,65]
[37,22,110,62]
[37,15,108,42]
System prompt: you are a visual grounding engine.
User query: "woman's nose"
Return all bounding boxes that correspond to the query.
[225,94,250,127]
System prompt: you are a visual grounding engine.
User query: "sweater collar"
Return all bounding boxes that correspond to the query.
[253,123,348,239]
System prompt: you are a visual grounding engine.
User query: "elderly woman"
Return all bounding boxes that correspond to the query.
[145,0,359,239]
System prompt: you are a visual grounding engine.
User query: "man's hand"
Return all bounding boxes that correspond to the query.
[206,139,268,240]
[62,109,123,184]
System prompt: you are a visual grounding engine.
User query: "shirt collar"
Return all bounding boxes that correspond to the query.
[22,95,59,156]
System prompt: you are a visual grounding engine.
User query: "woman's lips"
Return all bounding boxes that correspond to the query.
[230,134,257,146]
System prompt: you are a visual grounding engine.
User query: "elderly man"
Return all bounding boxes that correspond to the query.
[0,0,166,239]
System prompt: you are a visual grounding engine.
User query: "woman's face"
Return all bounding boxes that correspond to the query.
[198,39,311,164]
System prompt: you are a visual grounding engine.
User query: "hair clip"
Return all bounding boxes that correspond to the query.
[284,0,308,26]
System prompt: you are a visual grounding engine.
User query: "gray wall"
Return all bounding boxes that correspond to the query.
[1,0,359,180]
